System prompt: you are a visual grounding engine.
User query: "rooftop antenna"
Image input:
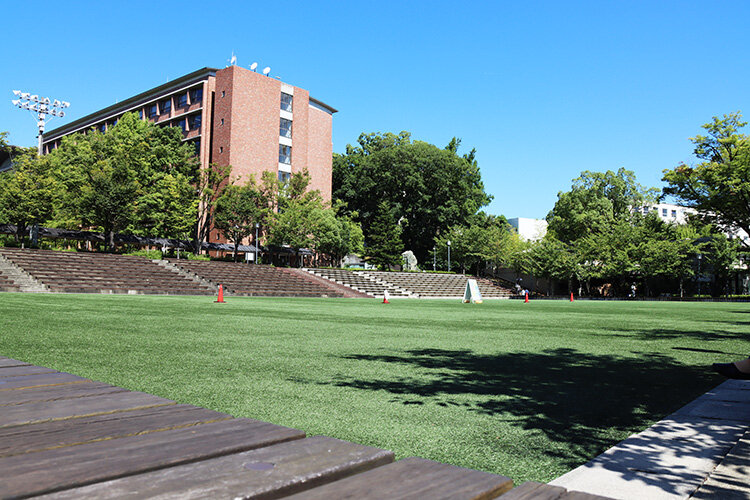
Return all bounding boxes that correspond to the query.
[250,62,258,72]
[262,67,271,76]
[11,90,70,156]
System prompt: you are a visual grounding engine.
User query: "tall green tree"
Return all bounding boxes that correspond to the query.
[365,201,403,270]
[333,132,491,262]
[194,163,232,253]
[213,181,265,262]
[49,112,199,249]
[0,150,58,244]
[547,168,657,243]
[663,112,750,247]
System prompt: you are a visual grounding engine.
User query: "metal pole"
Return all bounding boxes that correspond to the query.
[255,223,259,264]
[433,246,436,271]
[447,241,451,272]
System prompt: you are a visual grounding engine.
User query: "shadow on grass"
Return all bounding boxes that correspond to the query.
[612,327,746,342]
[321,347,719,470]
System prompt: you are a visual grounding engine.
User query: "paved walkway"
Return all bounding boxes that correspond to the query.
[551,378,750,499]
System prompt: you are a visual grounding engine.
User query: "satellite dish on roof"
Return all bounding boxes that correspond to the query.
[250,62,258,71]
[262,67,271,75]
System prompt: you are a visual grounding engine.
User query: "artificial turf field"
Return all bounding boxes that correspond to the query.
[1,294,748,484]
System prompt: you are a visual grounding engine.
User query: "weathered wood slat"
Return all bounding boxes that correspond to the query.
[0,381,127,406]
[0,391,174,428]
[0,365,58,377]
[0,404,232,457]
[283,456,513,500]
[39,436,394,499]
[0,418,304,498]
[0,372,88,391]
[0,358,30,368]
[499,482,566,499]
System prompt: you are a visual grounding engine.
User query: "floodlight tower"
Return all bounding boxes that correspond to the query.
[11,90,70,156]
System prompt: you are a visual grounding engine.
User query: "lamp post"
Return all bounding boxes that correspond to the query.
[255,223,260,264]
[447,240,451,272]
[433,246,436,271]
[697,254,703,298]
[11,91,70,156]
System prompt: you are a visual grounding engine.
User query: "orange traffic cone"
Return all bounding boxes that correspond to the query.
[383,290,390,304]
[215,284,225,303]
[570,292,574,302]
[524,291,529,303]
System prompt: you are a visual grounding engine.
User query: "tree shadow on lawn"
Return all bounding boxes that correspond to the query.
[322,347,720,469]
[610,327,747,342]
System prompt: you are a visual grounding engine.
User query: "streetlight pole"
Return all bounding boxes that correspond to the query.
[11,91,70,156]
[447,240,451,272]
[433,246,436,271]
[255,223,260,265]
[697,254,703,298]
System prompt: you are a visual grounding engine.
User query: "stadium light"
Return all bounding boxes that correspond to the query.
[10,90,70,156]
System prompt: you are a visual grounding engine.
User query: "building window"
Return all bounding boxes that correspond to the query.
[147,104,158,118]
[139,109,144,119]
[97,123,106,133]
[278,171,291,183]
[280,118,292,138]
[189,114,202,130]
[189,88,203,105]
[173,118,186,132]
[220,118,224,126]
[176,93,188,108]
[159,99,171,114]
[219,146,223,153]
[662,208,667,217]
[642,206,649,214]
[221,90,226,98]
[279,144,291,164]
[671,210,677,218]
[280,92,293,112]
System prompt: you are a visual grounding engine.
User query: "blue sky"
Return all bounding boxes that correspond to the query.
[3,1,749,219]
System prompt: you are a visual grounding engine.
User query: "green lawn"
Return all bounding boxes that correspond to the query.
[1,294,747,483]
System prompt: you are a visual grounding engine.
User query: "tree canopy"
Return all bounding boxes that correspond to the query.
[333,132,492,262]
[47,112,199,249]
[663,112,750,247]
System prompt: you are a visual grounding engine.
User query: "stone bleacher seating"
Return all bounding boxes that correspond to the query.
[0,248,215,295]
[167,259,347,297]
[307,268,513,299]
[306,268,411,298]
[0,270,20,292]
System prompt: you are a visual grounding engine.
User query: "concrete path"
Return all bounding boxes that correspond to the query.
[551,379,750,499]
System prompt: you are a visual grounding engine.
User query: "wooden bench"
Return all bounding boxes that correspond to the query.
[0,356,612,499]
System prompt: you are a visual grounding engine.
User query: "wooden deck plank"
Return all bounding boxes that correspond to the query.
[0,358,30,368]
[0,404,232,457]
[0,372,88,391]
[0,365,58,377]
[0,418,304,498]
[0,391,174,428]
[0,381,127,406]
[498,482,566,499]
[39,436,394,499]
[282,456,513,500]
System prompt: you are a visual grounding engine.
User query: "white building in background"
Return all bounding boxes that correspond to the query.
[637,202,750,246]
[636,202,695,225]
[508,217,548,241]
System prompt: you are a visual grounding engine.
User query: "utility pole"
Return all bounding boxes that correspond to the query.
[11,91,70,156]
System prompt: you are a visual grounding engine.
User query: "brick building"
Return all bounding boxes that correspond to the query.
[41,66,336,245]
